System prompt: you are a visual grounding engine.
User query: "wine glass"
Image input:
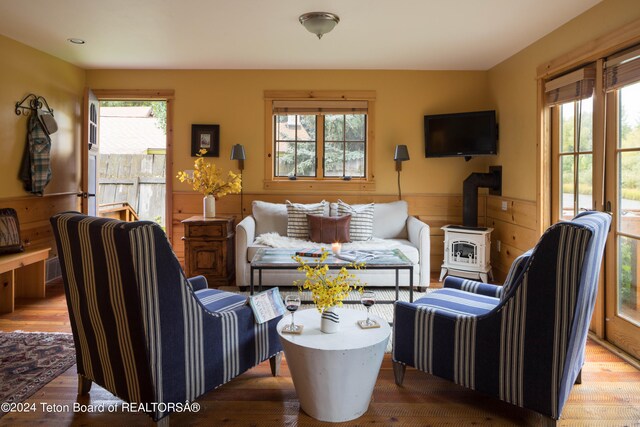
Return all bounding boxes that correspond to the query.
[284,294,301,332]
[361,291,376,326]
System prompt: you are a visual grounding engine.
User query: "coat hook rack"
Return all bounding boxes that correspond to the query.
[15,93,54,116]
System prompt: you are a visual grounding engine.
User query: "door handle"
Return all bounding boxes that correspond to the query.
[76,192,96,199]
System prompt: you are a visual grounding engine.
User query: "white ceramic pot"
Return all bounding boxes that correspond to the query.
[203,195,216,218]
[320,306,340,334]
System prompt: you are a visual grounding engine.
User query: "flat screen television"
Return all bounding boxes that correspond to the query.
[424,110,497,158]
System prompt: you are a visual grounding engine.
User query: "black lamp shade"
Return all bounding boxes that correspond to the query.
[394,145,410,162]
[230,144,246,160]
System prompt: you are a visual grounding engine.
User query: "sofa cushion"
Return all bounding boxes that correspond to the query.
[307,214,351,243]
[253,201,288,237]
[286,200,327,239]
[336,200,374,241]
[372,200,409,239]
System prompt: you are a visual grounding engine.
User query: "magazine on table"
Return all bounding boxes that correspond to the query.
[248,287,286,324]
[336,250,377,263]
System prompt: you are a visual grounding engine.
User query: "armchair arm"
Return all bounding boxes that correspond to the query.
[443,276,502,298]
[406,216,430,287]
[393,300,475,367]
[187,275,208,291]
[235,215,256,288]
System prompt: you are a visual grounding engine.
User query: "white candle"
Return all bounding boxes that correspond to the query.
[331,242,342,255]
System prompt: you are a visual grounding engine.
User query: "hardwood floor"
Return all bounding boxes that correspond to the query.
[1,279,639,426]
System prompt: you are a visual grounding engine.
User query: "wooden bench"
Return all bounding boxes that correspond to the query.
[0,246,51,314]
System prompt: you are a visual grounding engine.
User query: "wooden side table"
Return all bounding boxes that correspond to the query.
[182,216,235,287]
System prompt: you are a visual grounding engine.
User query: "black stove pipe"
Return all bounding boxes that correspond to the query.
[463,172,502,227]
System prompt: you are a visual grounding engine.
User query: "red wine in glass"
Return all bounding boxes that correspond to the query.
[284,295,301,332]
[361,291,375,325]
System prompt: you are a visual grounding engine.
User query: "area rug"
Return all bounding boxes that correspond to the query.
[0,331,76,417]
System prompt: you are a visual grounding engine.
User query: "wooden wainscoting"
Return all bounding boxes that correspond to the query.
[486,195,538,282]
[0,193,79,257]
[172,192,487,274]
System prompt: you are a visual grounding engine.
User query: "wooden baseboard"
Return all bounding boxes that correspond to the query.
[588,332,640,370]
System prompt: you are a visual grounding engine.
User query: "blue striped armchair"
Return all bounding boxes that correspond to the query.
[392,211,610,422]
[50,213,283,425]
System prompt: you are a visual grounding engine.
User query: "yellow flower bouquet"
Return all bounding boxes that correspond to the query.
[292,249,364,313]
[176,149,242,197]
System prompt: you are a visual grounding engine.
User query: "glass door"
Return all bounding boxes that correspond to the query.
[605,80,640,359]
[551,96,594,223]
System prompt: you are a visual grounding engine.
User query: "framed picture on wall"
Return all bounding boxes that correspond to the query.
[191,124,220,157]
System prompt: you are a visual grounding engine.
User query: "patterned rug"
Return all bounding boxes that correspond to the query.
[0,331,76,417]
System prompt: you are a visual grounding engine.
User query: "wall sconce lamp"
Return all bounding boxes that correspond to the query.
[230,144,246,215]
[394,145,410,200]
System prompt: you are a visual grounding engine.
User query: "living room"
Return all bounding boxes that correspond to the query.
[1,0,639,425]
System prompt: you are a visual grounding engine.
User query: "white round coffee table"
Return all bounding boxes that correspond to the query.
[277,307,391,422]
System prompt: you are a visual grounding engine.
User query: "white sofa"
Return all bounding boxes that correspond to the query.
[235,200,430,289]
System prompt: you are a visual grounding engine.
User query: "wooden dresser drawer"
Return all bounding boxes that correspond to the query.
[187,223,225,238]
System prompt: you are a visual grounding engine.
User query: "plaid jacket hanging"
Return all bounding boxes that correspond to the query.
[19,114,52,195]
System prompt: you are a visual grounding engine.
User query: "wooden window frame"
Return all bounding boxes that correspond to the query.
[538,18,640,339]
[264,90,376,191]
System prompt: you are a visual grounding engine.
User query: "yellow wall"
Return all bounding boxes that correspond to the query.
[86,69,493,196]
[488,0,640,201]
[0,35,85,198]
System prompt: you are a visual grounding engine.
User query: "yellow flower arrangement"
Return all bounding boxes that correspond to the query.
[176,149,242,197]
[293,249,364,312]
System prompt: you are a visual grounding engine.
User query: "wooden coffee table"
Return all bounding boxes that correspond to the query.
[277,308,391,422]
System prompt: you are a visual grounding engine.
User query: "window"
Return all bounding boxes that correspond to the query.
[557,96,594,220]
[546,65,595,221]
[324,114,366,178]
[264,91,376,190]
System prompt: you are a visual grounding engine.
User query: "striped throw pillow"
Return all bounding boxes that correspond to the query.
[0,208,24,254]
[286,201,327,239]
[336,200,374,241]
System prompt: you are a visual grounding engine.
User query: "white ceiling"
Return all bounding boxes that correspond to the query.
[0,0,601,70]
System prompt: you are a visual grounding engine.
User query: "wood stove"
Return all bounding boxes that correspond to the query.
[439,225,493,283]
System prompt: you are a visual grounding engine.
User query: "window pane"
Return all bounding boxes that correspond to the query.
[560,103,575,153]
[561,154,574,220]
[618,236,640,325]
[620,81,640,149]
[577,154,592,212]
[295,142,316,177]
[277,115,295,141]
[298,115,316,141]
[324,142,344,176]
[275,141,294,177]
[345,114,365,141]
[619,151,640,236]
[324,115,344,141]
[578,96,593,152]
[345,142,365,177]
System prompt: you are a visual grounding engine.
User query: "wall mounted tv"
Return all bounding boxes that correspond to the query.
[424,110,497,159]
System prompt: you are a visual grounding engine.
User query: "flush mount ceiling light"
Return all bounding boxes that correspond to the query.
[299,12,340,39]
[67,38,85,45]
